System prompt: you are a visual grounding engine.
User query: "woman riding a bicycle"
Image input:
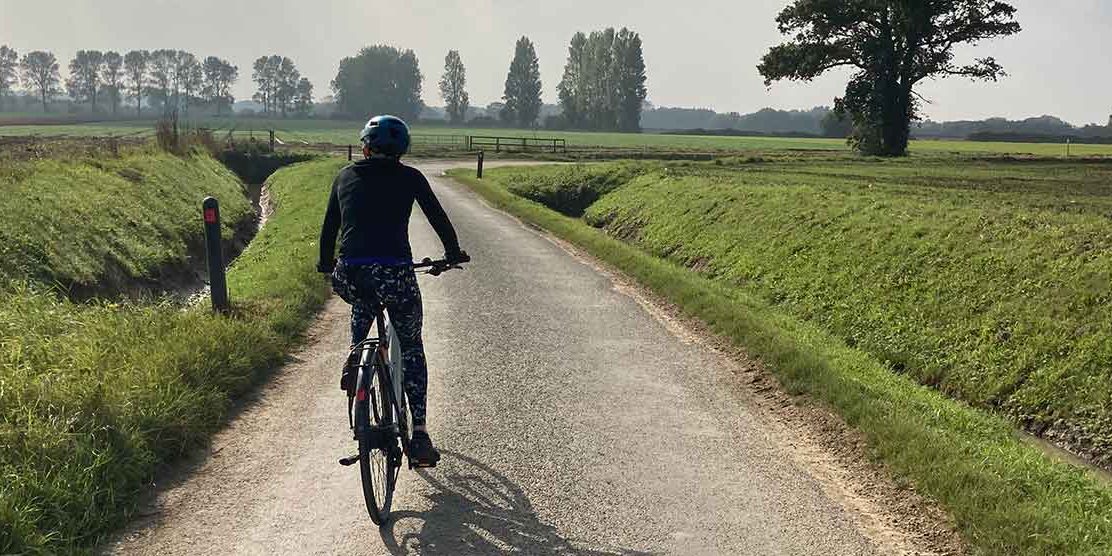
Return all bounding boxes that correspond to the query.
[317,115,468,467]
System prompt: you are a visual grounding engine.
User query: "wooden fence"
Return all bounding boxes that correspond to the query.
[466,135,567,153]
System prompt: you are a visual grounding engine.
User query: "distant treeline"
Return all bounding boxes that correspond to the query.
[917,115,1112,140]
[5,42,1110,138]
[660,128,826,139]
[642,106,836,135]
[641,106,1112,141]
[967,132,1112,144]
[0,44,312,119]
[0,46,242,116]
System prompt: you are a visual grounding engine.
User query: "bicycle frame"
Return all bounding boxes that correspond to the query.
[349,306,408,453]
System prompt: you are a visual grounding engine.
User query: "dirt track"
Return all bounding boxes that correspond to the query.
[108,161,961,555]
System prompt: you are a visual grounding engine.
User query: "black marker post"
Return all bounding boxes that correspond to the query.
[202,197,229,314]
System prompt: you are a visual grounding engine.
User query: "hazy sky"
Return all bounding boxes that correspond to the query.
[2,0,1109,124]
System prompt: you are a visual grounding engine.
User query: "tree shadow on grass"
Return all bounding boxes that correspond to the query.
[377,450,657,555]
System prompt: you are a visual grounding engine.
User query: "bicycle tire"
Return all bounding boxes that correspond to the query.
[385,322,413,457]
[355,354,401,525]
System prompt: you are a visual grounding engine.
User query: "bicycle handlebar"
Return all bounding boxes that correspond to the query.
[413,256,468,276]
[319,256,468,277]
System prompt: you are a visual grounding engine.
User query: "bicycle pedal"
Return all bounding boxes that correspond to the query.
[338,454,360,466]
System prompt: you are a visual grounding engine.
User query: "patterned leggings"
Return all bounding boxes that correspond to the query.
[331,262,429,426]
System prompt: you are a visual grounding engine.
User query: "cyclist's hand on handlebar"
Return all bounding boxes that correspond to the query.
[445,250,471,265]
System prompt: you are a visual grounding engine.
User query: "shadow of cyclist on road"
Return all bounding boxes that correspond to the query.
[377,450,657,555]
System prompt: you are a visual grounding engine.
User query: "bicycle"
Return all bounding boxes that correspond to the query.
[337,257,464,525]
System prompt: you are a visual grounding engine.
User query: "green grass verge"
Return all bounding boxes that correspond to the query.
[0,158,344,554]
[577,160,1112,465]
[0,151,253,295]
[448,165,1112,555]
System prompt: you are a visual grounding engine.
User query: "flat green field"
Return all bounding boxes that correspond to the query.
[2,117,1109,156]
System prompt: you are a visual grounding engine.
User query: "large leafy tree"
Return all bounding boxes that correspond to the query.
[501,36,542,128]
[759,0,1021,156]
[123,50,150,117]
[438,50,469,125]
[66,50,105,111]
[0,46,18,109]
[331,45,423,121]
[20,51,61,112]
[102,51,124,115]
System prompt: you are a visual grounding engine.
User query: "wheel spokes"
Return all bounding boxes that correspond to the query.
[360,362,399,521]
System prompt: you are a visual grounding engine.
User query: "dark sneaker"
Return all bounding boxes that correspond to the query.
[408,431,441,467]
[339,368,354,392]
[340,349,359,392]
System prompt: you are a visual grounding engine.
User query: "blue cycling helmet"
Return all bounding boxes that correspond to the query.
[360,115,411,156]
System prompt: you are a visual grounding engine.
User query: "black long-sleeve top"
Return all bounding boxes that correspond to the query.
[318,158,461,268]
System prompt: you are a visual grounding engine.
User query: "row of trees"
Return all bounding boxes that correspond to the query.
[557,28,647,132]
[0,47,60,113]
[0,47,64,113]
[251,55,313,116]
[466,29,648,131]
[333,30,649,131]
[486,29,649,130]
[134,50,239,116]
[0,45,241,116]
[0,46,315,118]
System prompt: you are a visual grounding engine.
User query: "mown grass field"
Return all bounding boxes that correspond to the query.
[3,116,1110,156]
[450,157,1112,555]
[0,155,344,554]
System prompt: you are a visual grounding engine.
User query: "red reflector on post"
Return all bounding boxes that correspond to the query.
[204,207,217,224]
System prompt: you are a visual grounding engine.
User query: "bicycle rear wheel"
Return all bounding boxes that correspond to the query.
[354,356,402,524]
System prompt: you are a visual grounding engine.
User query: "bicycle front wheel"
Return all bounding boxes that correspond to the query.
[354,358,401,525]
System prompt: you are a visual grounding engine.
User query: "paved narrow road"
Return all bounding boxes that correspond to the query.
[110,161,930,555]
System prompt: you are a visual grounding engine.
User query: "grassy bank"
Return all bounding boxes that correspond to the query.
[0,151,254,296]
[578,160,1112,465]
[449,161,1112,555]
[0,157,344,554]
